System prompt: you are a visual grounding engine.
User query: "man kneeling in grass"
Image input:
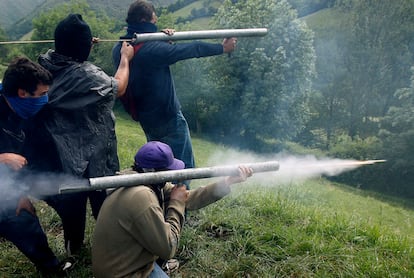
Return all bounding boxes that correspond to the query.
[92,141,253,278]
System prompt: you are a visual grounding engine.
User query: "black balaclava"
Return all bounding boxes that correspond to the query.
[54,14,92,62]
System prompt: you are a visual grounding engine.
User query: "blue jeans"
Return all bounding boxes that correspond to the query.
[142,110,195,188]
[0,208,59,271]
[149,262,169,278]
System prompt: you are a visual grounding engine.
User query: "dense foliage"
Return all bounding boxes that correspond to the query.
[377,68,414,196]
[28,1,118,74]
[302,0,414,197]
[174,0,316,150]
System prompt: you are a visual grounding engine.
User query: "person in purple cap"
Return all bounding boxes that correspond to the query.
[91,141,253,278]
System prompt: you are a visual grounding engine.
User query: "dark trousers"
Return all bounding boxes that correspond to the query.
[143,110,195,189]
[44,190,106,255]
[0,209,59,271]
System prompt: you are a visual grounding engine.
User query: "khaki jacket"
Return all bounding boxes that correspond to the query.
[92,171,231,278]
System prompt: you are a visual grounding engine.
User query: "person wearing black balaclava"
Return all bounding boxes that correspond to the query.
[24,13,134,266]
[0,57,67,276]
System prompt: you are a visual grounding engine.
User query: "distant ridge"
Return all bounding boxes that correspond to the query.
[0,0,45,29]
[1,0,176,39]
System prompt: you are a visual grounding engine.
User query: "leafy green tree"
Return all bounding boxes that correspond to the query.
[378,67,414,196]
[0,25,9,64]
[305,0,414,149]
[156,8,177,30]
[335,0,414,139]
[300,7,351,149]
[0,25,14,78]
[26,0,117,74]
[193,0,315,148]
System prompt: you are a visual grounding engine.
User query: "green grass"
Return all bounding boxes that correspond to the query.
[177,181,414,277]
[173,0,205,19]
[0,110,413,277]
[187,17,212,30]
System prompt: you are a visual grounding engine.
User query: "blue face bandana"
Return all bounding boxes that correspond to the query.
[5,94,48,119]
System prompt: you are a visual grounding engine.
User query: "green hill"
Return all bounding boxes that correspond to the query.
[1,0,176,39]
[0,0,45,30]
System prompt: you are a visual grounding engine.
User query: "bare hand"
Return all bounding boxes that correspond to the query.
[120,41,135,62]
[16,197,36,216]
[222,37,237,53]
[224,165,253,185]
[170,184,189,203]
[0,153,27,171]
[161,28,175,36]
[92,37,100,44]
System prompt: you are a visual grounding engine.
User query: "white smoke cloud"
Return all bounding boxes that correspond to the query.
[0,165,28,203]
[0,165,85,210]
[206,148,377,186]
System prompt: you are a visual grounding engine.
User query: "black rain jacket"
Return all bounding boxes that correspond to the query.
[25,50,120,178]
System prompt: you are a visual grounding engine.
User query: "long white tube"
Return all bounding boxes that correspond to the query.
[59,160,279,194]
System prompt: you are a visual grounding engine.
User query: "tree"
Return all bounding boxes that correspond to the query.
[192,0,315,149]
[304,0,414,149]
[26,0,117,74]
[378,66,414,196]
[335,0,414,139]
[0,25,9,65]
[300,7,351,149]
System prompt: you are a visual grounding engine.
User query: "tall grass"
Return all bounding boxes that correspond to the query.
[0,111,413,277]
[176,180,414,277]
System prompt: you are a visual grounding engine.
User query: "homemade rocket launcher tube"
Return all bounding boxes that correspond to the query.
[59,161,279,194]
[130,28,268,44]
[0,28,268,45]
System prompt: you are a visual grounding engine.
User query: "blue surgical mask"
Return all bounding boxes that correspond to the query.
[5,94,48,119]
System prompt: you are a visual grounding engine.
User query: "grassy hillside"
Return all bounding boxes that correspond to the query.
[0,0,44,30]
[303,7,345,39]
[2,0,176,39]
[0,109,412,277]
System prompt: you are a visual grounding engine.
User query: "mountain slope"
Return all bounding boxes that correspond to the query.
[0,0,45,30]
[1,0,175,39]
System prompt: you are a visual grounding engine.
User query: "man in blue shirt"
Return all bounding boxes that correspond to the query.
[113,0,237,187]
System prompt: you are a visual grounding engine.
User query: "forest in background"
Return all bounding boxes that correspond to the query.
[0,0,413,199]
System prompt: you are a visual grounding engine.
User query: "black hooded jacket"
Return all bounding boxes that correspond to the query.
[25,50,120,178]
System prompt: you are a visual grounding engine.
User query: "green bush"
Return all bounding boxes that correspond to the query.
[328,135,386,191]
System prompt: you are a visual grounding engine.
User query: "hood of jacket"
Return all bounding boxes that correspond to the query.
[38,49,78,74]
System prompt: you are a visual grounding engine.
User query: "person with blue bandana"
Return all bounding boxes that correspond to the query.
[0,57,66,276]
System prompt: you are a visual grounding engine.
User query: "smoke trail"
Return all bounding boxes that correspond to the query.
[20,170,87,197]
[207,149,382,185]
[0,165,85,210]
[0,165,24,207]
